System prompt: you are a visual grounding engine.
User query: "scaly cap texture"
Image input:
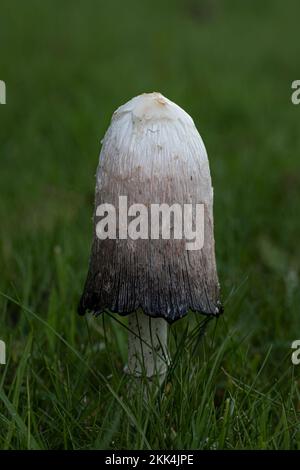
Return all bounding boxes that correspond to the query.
[78,92,222,322]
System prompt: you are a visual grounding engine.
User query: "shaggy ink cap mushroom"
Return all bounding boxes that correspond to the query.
[78,92,222,323]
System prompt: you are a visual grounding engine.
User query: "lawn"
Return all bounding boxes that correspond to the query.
[0,0,300,450]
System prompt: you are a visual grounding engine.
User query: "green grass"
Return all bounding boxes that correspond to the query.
[1,0,300,450]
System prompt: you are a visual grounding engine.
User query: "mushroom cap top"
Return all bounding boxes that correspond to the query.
[113,92,195,126]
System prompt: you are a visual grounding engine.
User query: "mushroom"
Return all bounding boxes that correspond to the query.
[78,92,222,385]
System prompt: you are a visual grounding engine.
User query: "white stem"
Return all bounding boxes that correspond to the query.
[126,311,169,382]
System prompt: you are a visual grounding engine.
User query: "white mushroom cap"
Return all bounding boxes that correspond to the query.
[79,92,222,322]
[113,92,194,124]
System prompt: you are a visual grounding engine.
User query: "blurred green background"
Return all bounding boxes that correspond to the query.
[0,0,300,450]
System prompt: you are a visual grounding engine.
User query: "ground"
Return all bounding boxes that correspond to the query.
[0,0,300,449]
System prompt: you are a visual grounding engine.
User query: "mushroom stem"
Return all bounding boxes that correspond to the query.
[127,311,169,384]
